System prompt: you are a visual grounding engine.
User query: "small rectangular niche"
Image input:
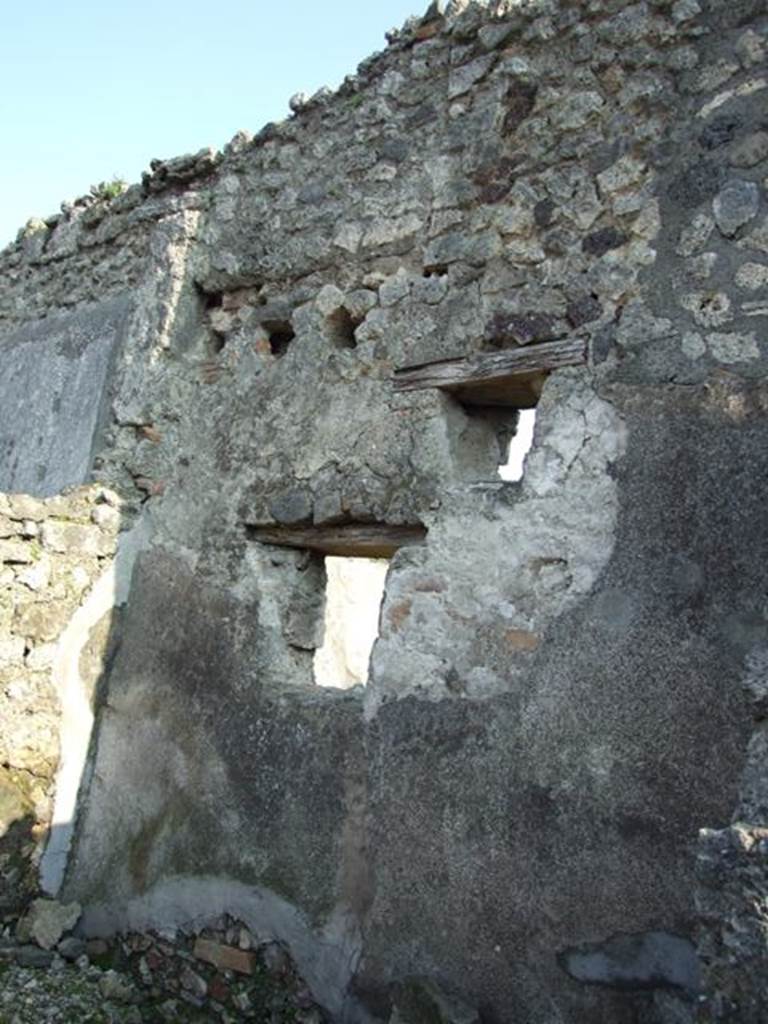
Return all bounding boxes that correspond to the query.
[314,556,389,689]
[460,402,538,483]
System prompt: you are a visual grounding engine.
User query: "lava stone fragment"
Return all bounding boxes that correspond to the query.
[700,113,743,151]
[485,312,563,347]
[407,105,438,130]
[472,157,522,204]
[503,80,538,135]
[534,198,556,228]
[591,325,617,364]
[708,0,764,29]
[567,294,603,328]
[297,183,327,204]
[254,122,280,145]
[15,946,54,968]
[713,179,760,237]
[420,0,444,23]
[57,936,88,961]
[378,138,409,164]
[582,227,629,256]
[268,488,313,526]
[667,159,726,209]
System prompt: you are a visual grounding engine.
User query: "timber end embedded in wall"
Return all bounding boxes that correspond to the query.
[245,523,427,559]
[393,337,588,408]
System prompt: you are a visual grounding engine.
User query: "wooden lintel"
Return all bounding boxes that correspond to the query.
[393,338,587,407]
[246,523,427,559]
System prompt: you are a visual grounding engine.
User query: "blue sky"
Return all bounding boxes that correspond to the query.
[0,0,422,248]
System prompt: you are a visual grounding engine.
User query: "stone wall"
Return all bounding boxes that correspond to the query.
[0,486,122,916]
[694,650,768,1022]
[0,0,767,1021]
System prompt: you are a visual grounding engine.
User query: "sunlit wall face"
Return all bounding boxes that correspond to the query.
[498,408,536,482]
[313,556,389,689]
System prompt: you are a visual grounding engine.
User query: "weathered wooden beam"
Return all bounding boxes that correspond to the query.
[393,337,587,407]
[246,523,427,559]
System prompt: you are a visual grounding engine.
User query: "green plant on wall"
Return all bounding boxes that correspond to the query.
[89,178,128,202]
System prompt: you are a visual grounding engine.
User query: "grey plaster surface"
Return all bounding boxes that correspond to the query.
[562,931,700,993]
[0,297,130,496]
[64,549,369,1019]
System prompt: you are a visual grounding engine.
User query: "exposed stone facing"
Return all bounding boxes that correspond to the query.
[696,824,768,1023]
[0,1,767,1022]
[0,182,207,329]
[694,649,768,1022]
[0,486,121,916]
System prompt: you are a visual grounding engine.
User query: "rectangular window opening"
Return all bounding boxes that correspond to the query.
[394,339,586,485]
[459,401,538,484]
[313,556,389,690]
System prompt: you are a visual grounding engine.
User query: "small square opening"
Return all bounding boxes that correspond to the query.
[313,556,389,689]
[264,320,295,357]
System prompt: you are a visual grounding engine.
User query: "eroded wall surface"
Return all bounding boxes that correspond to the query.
[1,1,768,1021]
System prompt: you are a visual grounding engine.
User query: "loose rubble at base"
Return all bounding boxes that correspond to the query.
[0,901,326,1023]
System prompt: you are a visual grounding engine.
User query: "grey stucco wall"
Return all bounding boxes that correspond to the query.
[0,298,130,497]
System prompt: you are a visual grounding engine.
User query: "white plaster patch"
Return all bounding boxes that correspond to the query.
[369,372,627,716]
[697,77,767,119]
[735,262,768,291]
[708,331,760,363]
[682,332,707,359]
[681,291,732,328]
